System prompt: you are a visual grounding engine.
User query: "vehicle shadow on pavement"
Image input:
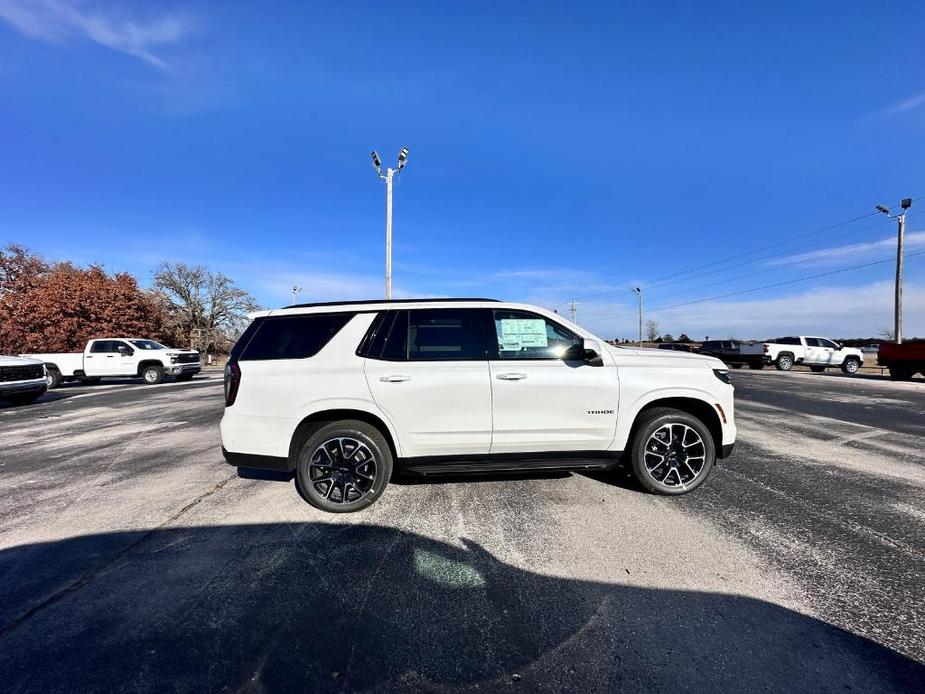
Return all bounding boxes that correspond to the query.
[1,524,921,693]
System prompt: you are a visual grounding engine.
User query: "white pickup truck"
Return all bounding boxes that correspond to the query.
[739,336,864,374]
[0,355,47,405]
[23,338,201,389]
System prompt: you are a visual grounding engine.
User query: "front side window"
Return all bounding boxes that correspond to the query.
[492,310,580,360]
[130,340,169,350]
[239,313,353,361]
[820,338,839,349]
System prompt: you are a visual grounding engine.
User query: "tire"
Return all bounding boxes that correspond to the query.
[630,407,716,496]
[748,362,764,370]
[7,390,44,406]
[810,366,826,373]
[295,420,393,513]
[174,373,194,382]
[730,363,743,369]
[841,357,860,375]
[142,365,164,385]
[889,367,913,381]
[45,368,62,390]
[775,354,794,371]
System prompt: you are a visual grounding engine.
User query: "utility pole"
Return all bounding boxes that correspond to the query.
[291,285,302,304]
[569,300,578,324]
[632,287,643,347]
[371,148,409,300]
[875,198,912,343]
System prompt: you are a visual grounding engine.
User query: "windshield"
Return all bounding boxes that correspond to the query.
[129,340,170,350]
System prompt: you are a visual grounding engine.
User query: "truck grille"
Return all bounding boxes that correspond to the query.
[175,353,200,364]
[0,364,44,382]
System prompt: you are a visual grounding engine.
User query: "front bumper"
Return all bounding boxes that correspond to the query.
[0,378,48,398]
[165,364,202,376]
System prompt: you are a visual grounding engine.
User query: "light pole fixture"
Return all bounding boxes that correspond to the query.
[875,198,912,344]
[371,147,410,300]
[631,287,643,347]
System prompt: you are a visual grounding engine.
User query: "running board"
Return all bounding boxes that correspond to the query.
[400,451,622,477]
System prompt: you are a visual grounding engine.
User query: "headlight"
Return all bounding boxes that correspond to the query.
[713,369,732,384]
[169,355,179,363]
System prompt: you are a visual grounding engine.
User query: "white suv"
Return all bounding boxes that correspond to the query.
[220,299,736,512]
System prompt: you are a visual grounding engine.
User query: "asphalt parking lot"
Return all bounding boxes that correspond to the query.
[1,369,923,692]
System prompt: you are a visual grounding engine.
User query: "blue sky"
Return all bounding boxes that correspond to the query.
[1,0,923,339]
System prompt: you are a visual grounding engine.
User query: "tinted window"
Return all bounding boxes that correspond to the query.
[492,310,580,360]
[240,313,353,361]
[820,338,839,349]
[408,309,485,361]
[702,341,719,350]
[229,317,265,362]
[90,340,115,353]
[381,311,409,360]
[804,337,821,347]
[777,336,800,345]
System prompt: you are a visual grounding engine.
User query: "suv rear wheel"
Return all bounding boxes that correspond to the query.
[630,408,715,495]
[296,420,393,512]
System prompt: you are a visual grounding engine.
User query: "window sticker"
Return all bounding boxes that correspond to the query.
[499,318,548,350]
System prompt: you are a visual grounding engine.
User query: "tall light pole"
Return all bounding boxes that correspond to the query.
[291,285,303,304]
[875,198,912,343]
[631,287,643,347]
[569,300,578,324]
[371,147,409,300]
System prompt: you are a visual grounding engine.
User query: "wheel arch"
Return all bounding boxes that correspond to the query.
[136,359,164,376]
[626,396,724,458]
[288,408,400,467]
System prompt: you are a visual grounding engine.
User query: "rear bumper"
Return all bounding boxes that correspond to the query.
[0,379,48,398]
[222,447,291,471]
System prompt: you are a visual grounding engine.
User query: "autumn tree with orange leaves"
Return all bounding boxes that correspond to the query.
[0,245,165,353]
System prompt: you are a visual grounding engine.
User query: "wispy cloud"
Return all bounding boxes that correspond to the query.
[769,232,925,268]
[0,0,192,69]
[869,91,925,119]
[579,282,925,340]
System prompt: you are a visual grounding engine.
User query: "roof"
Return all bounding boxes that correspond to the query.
[283,297,500,309]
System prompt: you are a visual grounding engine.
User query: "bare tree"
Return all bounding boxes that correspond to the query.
[877,326,895,341]
[645,319,659,342]
[153,262,260,354]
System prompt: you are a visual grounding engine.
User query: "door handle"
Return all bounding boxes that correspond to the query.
[380,375,410,382]
[106,355,115,358]
[496,372,527,380]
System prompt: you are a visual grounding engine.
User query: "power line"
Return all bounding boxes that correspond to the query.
[550,198,922,311]
[579,249,925,327]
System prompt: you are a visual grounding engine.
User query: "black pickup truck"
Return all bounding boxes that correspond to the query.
[697,340,751,368]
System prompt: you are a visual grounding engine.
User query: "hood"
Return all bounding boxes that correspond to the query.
[604,344,726,369]
[0,355,44,367]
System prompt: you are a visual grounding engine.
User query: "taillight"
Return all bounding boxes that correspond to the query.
[224,362,240,407]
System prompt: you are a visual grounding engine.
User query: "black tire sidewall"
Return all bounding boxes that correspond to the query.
[296,420,393,513]
[630,410,716,496]
[46,369,62,389]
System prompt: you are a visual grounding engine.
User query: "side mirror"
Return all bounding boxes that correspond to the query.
[581,338,604,367]
[118,346,133,356]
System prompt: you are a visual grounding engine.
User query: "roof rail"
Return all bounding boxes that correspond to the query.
[283,297,500,309]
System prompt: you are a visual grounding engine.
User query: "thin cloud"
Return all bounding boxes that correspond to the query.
[0,0,191,69]
[869,91,925,119]
[769,232,925,268]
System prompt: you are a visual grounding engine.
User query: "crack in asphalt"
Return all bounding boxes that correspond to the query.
[0,472,237,636]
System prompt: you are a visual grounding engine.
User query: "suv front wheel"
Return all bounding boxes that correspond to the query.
[295,420,393,512]
[630,408,716,495]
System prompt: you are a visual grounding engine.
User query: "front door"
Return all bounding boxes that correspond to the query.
[110,340,136,375]
[487,309,619,453]
[363,309,493,458]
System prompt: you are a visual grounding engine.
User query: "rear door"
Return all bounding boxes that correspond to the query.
[803,337,825,365]
[363,309,493,458]
[84,340,112,376]
[487,309,619,453]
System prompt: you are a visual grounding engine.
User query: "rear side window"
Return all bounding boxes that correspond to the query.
[239,313,354,361]
[229,317,265,362]
[365,309,489,361]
